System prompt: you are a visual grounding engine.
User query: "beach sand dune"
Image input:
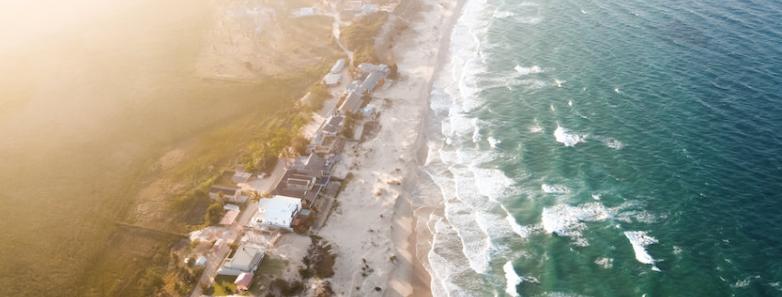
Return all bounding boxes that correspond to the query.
[318,0,464,296]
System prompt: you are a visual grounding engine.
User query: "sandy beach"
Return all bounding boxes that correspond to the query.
[318,0,465,296]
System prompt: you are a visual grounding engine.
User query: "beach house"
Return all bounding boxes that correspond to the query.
[254,195,302,230]
[217,243,265,276]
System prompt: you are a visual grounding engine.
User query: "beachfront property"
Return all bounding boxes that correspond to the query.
[339,63,390,114]
[217,243,265,276]
[254,195,302,230]
[323,58,347,87]
[321,115,344,136]
[311,134,345,156]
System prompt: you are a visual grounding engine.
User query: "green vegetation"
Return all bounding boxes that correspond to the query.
[291,136,310,156]
[269,279,305,297]
[212,275,239,296]
[204,199,226,226]
[341,12,390,64]
[304,83,332,112]
[138,267,165,296]
[299,235,337,279]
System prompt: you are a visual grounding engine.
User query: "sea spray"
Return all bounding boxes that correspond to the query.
[624,231,660,271]
[503,261,522,296]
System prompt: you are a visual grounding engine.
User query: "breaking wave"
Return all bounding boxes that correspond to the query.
[623,231,660,271]
[503,261,522,297]
[554,125,587,146]
[541,202,614,246]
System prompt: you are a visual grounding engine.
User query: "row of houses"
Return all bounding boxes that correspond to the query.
[211,59,391,282]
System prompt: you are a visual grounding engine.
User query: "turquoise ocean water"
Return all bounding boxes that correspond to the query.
[423,0,782,296]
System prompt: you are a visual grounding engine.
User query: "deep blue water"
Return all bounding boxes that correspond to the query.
[425,0,782,296]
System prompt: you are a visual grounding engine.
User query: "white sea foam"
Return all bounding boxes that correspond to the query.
[514,65,543,75]
[541,183,570,194]
[673,245,683,255]
[770,281,782,291]
[502,204,531,239]
[624,231,660,270]
[554,125,587,147]
[473,167,514,199]
[594,257,614,269]
[471,118,482,143]
[494,10,515,19]
[555,79,566,87]
[530,125,544,133]
[591,193,601,200]
[731,276,760,288]
[503,261,522,297]
[517,16,543,24]
[487,136,501,148]
[530,119,544,133]
[602,137,625,150]
[541,202,613,246]
[519,79,548,89]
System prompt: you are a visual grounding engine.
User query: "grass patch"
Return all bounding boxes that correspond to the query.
[341,12,390,64]
[212,275,239,296]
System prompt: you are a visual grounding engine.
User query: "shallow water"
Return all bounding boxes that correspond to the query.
[426,0,782,296]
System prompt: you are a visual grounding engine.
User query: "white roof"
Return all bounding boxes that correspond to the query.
[292,7,317,17]
[219,244,265,275]
[330,59,346,74]
[195,255,208,266]
[323,73,341,86]
[257,195,302,228]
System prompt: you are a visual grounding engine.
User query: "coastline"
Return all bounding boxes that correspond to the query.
[318,0,466,296]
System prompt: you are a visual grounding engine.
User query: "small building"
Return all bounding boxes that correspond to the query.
[330,59,346,74]
[255,195,302,230]
[323,73,341,87]
[217,244,265,276]
[195,255,208,267]
[292,153,330,178]
[234,272,254,291]
[292,7,317,17]
[311,134,344,156]
[357,63,380,74]
[339,91,364,114]
[321,115,344,136]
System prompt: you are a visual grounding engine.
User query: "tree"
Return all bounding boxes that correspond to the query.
[291,136,310,156]
[204,199,225,226]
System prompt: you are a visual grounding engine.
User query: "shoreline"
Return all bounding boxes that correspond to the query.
[318,0,466,296]
[399,0,469,295]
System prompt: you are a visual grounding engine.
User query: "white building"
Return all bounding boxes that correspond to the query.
[217,244,265,276]
[323,73,341,87]
[330,59,346,74]
[292,7,317,17]
[255,195,302,230]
